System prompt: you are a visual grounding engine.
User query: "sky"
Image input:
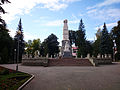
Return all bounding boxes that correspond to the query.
[1,0,120,45]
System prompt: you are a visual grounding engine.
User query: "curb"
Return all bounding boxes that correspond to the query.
[17,74,35,90]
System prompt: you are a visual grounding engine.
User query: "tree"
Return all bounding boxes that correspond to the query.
[93,28,102,57]
[75,19,86,57]
[0,0,14,64]
[111,20,120,60]
[93,38,101,57]
[40,39,48,57]
[69,30,76,45]
[25,40,32,57]
[31,39,41,57]
[86,40,93,56]
[100,23,113,55]
[40,34,59,57]
[25,39,41,57]
[0,0,10,27]
[47,34,59,57]
[0,27,13,63]
[14,19,25,62]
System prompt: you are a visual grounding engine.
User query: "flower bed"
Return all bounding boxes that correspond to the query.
[0,66,32,90]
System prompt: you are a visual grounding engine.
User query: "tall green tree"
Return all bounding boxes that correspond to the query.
[76,19,86,57]
[100,23,113,55]
[14,19,25,62]
[0,27,13,63]
[0,0,14,64]
[40,34,59,57]
[111,20,120,60]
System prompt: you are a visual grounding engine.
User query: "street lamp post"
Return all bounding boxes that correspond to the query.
[16,30,21,71]
[14,49,16,64]
[113,40,117,62]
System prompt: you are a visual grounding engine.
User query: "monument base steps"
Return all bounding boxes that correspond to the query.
[48,58,93,66]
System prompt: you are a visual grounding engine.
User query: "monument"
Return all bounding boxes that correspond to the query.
[61,19,72,58]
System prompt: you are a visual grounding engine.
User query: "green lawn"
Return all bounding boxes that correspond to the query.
[0,66,32,90]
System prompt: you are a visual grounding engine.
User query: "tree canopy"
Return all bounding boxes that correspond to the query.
[111,21,120,60]
[14,19,25,62]
[0,0,14,64]
[40,33,59,57]
[25,39,41,57]
[100,23,113,55]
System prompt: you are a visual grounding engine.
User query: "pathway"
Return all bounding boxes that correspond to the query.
[1,63,120,90]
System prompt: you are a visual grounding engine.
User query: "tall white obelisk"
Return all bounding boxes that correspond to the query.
[62,19,72,58]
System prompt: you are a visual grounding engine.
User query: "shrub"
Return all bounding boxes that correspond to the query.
[0,69,9,75]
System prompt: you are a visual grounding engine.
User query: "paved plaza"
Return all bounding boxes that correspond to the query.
[1,63,120,90]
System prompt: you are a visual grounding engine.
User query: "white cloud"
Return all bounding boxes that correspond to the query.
[95,22,117,30]
[44,19,79,26]
[87,9,97,14]
[1,0,80,23]
[42,3,67,11]
[106,22,117,27]
[9,29,16,37]
[69,20,79,24]
[87,0,120,10]
[45,20,63,26]
[87,8,120,21]
[62,0,80,3]
[87,0,120,21]
[72,14,78,20]
[24,32,38,41]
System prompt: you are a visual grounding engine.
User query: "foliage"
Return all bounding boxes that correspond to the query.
[40,39,48,57]
[111,20,120,60]
[0,69,9,75]
[76,19,86,57]
[25,39,41,57]
[69,19,92,57]
[92,37,101,57]
[0,66,31,90]
[25,40,32,57]
[32,39,41,54]
[100,23,113,55]
[85,40,93,56]
[93,23,113,57]
[0,0,13,64]
[0,27,14,63]
[40,33,59,57]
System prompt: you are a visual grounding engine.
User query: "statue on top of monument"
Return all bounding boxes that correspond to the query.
[64,19,68,23]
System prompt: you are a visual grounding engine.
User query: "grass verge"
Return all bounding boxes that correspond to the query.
[0,66,32,90]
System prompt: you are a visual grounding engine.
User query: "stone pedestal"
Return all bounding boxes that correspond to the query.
[62,40,72,58]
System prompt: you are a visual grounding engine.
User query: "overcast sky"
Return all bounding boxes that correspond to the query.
[2,0,120,44]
